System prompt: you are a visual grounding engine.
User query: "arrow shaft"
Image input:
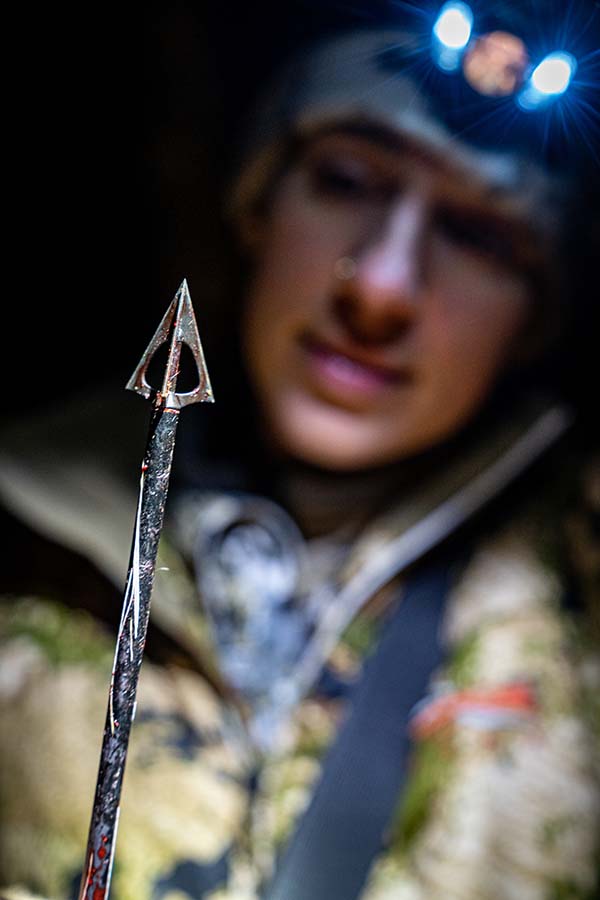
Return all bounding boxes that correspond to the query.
[79,400,180,900]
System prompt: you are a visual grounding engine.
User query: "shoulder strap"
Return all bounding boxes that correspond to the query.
[264,563,450,900]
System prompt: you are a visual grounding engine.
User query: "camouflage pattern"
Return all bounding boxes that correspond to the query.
[0,395,598,899]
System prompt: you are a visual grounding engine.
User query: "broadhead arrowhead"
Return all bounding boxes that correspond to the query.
[126,280,214,409]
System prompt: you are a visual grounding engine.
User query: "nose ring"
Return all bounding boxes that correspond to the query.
[334,257,357,280]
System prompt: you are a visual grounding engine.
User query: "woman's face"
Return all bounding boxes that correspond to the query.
[242,127,534,471]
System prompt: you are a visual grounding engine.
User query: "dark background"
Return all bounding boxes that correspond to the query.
[8,0,399,416]
[6,0,600,427]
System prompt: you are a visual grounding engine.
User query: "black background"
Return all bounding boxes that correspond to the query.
[6,0,599,427]
[7,1,398,415]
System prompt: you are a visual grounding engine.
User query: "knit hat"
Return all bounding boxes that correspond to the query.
[229,27,569,235]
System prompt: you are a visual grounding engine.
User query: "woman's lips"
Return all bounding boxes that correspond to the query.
[301,335,411,398]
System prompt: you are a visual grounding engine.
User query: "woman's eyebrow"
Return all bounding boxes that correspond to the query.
[313,121,478,182]
[318,121,409,153]
[307,123,536,222]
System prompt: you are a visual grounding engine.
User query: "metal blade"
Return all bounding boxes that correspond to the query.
[126,279,214,409]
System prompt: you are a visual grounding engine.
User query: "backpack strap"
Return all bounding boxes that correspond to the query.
[264,563,450,900]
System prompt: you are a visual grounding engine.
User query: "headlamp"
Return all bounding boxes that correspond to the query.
[518,52,578,110]
[432,1,473,70]
[432,2,474,69]
[431,1,579,111]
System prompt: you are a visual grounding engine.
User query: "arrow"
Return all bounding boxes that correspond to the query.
[78,280,213,900]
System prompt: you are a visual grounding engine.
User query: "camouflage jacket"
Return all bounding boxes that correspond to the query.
[0,392,598,900]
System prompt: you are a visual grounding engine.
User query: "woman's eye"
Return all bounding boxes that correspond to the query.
[306,157,387,202]
[437,208,514,261]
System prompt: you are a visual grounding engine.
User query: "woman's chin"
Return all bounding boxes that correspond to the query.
[262,397,415,472]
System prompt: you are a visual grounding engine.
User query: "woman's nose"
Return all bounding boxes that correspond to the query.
[334,191,427,343]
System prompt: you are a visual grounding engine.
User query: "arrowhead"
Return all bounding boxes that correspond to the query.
[126,280,214,408]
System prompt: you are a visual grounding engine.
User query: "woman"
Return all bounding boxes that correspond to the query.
[1,10,598,900]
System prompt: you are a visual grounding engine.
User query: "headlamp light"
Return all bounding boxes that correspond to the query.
[432,1,473,70]
[518,52,578,109]
[431,2,579,111]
